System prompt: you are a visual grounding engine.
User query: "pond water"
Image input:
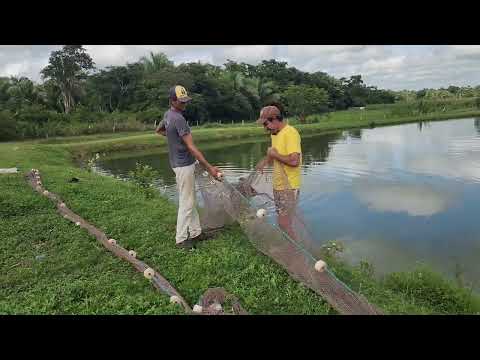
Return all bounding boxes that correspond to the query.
[95,118,480,289]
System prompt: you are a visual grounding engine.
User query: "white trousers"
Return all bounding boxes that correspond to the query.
[172,163,201,243]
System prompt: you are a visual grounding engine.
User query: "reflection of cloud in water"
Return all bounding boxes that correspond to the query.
[408,156,480,183]
[353,182,453,216]
[308,119,480,188]
[339,236,420,275]
[362,126,414,147]
[301,179,340,196]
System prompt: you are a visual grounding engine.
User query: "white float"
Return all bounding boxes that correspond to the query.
[193,304,203,313]
[211,303,223,312]
[143,268,155,280]
[43,190,49,195]
[60,203,66,208]
[108,239,117,245]
[216,172,224,180]
[314,260,327,272]
[170,295,181,305]
[256,208,266,218]
[128,250,137,258]
[75,222,81,226]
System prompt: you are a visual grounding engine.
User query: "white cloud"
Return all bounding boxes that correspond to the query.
[2,62,28,77]
[286,45,369,57]
[221,45,275,64]
[361,56,406,75]
[84,45,131,66]
[449,45,480,57]
[1,45,480,90]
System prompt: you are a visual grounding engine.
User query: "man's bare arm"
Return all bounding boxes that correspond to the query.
[182,133,219,177]
[268,148,301,167]
[255,156,274,172]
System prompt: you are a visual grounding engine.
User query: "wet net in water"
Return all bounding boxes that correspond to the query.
[194,160,382,315]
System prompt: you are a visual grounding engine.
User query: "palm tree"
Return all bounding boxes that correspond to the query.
[241,77,280,119]
[6,77,40,108]
[139,52,174,74]
[221,70,281,119]
[220,70,244,91]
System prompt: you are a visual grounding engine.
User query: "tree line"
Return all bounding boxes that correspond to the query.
[1,45,479,140]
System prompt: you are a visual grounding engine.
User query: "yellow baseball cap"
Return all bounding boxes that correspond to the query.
[169,85,192,103]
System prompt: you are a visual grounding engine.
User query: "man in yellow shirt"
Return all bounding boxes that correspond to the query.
[256,105,302,241]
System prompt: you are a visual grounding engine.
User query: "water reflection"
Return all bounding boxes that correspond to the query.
[417,120,431,132]
[346,129,362,139]
[352,181,454,217]
[96,118,480,290]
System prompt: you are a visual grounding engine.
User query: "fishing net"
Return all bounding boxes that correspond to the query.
[194,159,382,315]
[194,165,235,231]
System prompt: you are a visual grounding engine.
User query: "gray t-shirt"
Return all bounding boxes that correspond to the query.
[158,109,196,168]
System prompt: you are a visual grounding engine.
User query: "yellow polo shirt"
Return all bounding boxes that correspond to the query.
[271,124,302,190]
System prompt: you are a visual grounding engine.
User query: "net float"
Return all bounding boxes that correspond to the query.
[314,260,327,272]
[170,296,181,305]
[256,208,266,218]
[143,268,155,280]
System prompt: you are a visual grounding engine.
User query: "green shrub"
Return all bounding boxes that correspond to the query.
[0,110,17,141]
[128,162,160,199]
[136,107,166,124]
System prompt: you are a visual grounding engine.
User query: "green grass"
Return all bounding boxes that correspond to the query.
[296,107,480,130]
[47,107,480,161]
[2,112,480,315]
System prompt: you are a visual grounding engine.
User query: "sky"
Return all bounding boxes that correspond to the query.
[1,45,480,91]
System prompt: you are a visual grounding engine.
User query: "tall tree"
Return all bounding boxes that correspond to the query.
[223,60,251,77]
[282,84,329,123]
[5,77,43,110]
[41,45,94,113]
[0,77,11,104]
[242,77,280,108]
[139,52,174,74]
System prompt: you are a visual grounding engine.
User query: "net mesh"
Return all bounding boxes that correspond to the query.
[194,159,382,315]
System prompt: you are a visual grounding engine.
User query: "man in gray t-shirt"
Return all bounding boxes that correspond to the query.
[160,105,196,169]
[156,85,220,249]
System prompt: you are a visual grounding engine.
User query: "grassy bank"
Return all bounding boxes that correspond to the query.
[34,107,480,161]
[2,115,480,314]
